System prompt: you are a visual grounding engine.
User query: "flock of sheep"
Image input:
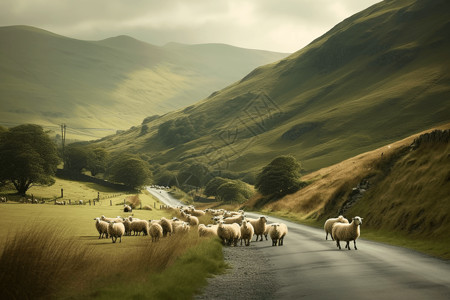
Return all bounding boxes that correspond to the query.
[93,204,363,251]
[93,205,288,246]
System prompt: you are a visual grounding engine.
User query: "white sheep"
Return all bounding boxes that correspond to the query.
[94,217,109,239]
[186,207,206,217]
[130,219,149,236]
[187,215,199,226]
[324,215,349,240]
[79,200,83,205]
[198,224,218,237]
[124,205,132,212]
[217,221,241,246]
[332,216,363,250]
[268,223,288,246]
[149,223,163,242]
[123,218,132,236]
[108,221,125,243]
[101,215,123,223]
[240,220,254,246]
[247,216,268,241]
[159,217,174,236]
[223,214,244,225]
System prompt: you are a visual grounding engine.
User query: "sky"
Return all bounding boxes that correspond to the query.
[0,0,381,53]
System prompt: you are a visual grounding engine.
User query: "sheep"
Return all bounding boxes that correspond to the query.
[149,223,163,242]
[0,196,7,203]
[332,216,363,250]
[108,221,125,243]
[175,222,191,234]
[268,223,288,246]
[159,217,174,236]
[263,224,270,241]
[247,216,268,241]
[240,220,254,246]
[130,219,149,236]
[94,217,109,239]
[123,218,132,236]
[217,221,241,246]
[222,214,244,225]
[187,215,199,226]
[101,215,123,223]
[198,224,218,237]
[124,205,132,212]
[55,201,64,205]
[79,200,83,205]
[186,207,206,217]
[324,215,349,240]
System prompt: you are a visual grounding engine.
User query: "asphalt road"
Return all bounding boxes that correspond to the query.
[148,188,450,299]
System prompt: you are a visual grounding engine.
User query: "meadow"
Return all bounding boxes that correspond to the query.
[0,180,226,299]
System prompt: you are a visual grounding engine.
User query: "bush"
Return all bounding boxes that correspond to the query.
[255,155,306,199]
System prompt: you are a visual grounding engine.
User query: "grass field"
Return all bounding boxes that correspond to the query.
[0,179,226,299]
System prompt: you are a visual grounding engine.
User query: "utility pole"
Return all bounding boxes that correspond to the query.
[61,123,66,168]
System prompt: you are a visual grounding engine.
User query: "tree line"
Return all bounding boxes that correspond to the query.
[0,124,306,204]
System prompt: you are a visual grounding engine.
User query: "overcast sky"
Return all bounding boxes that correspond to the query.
[0,0,381,53]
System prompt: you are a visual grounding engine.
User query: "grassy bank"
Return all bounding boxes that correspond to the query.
[0,178,226,299]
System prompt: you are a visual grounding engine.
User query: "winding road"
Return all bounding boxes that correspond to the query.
[148,187,450,299]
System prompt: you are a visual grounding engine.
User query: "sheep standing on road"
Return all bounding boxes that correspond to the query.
[332,216,363,250]
[94,217,109,239]
[247,216,268,241]
[324,215,349,240]
[268,223,288,246]
[108,221,125,243]
[217,221,241,246]
[240,220,254,246]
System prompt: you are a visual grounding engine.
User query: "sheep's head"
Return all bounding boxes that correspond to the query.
[260,216,268,223]
[353,216,363,225]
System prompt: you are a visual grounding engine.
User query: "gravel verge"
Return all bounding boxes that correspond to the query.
[195,243,279,300]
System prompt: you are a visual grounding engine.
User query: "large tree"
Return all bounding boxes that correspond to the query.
[109,155,152,189]
[0,124,60,195]
[255,155,305,199]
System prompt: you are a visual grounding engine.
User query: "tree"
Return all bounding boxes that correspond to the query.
[255,155,305,199]
[109,156,152,189]
[216,179,254,203]
[86,148,108,176]
[204,177,229,197]
[64,145,89,172]
[0,124,60,195]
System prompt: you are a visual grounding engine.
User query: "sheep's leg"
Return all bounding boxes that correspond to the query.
[354,240,357,250]
[119,236,122,243]
[336,240,341,249]
[346,241,351,250]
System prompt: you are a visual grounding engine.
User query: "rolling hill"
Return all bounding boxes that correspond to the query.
[0,25,288,140]
[87,0,450,178]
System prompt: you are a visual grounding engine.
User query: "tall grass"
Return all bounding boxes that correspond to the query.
[0,221,94,299]
[0,220,225,299]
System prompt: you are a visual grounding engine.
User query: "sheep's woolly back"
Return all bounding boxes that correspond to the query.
[223,214,244,225]
[149,223,163,242]
[187,215,199,226]
[130,220,149,236]
[324,215,349,240]
[198,224,218,237]
[332,216,363,250]
[268,223,288,246]
[123,219,132,235]
[159,217,173,236]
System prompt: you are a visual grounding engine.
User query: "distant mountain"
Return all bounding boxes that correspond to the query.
[88,0,450,177]
[0,25,288,139]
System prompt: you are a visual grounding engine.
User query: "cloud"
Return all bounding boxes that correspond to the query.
[0,0,381,52]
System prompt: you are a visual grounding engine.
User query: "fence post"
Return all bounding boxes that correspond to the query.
[93,200,95,206]
[61,188,64,198]
[89,200,91,206]
[110,200,112,206]
[97,192,100,201]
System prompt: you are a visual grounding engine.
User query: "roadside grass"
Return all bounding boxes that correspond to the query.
[0,179,227,299]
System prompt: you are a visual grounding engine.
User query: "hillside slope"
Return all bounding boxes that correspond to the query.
[0,25,288,139]
[248,125,449,258]
[88,0,450,176]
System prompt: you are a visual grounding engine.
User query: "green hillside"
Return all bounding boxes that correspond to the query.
[0,25,288,140]
[87,0,450,177]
